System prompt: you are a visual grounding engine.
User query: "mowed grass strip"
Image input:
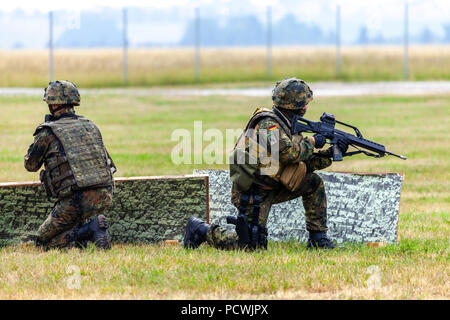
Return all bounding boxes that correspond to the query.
[0,45,449,87]
[0,93,448,299]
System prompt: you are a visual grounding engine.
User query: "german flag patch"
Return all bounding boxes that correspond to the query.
[268,125,277,131]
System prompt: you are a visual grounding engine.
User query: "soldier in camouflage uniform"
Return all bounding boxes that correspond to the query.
[24,80,116,250]
[184,78,349,250]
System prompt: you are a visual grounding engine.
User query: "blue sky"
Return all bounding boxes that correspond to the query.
[0,0,448,48]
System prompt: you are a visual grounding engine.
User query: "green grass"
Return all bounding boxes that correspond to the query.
[0,240,448,299]
[0,92,449,299]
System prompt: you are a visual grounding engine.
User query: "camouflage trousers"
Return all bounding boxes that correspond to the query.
[206,172,327,250]
[36,186,113,249]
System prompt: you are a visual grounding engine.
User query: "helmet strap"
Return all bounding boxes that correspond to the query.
[49,104,68,115]
[277,107,306,120]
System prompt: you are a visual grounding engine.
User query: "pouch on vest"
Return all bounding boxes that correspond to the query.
[40,169,56,198]
[279,161,307,192]
[229,148,259,192]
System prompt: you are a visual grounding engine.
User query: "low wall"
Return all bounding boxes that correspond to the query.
[0,175,209,246]
[194,170,404,244]
[0,170,404,246]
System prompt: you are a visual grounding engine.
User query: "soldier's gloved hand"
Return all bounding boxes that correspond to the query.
[305,155,333,172]
[337,139,349,154]
[313,134,326,149]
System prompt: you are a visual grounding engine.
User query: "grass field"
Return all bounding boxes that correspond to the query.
[0,45,449,87]
[0,92,449,299]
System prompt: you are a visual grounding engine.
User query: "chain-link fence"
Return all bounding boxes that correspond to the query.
[0,1,448,87]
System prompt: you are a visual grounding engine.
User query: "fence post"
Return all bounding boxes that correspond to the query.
[335,5,341,79]
[49,11,54,82]
[266,6,272,79]
[403,2,409,80]
[123,7,128,85]
[194,7,200,82]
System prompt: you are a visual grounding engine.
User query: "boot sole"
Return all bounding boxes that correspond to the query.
[95,215,111,249]
[95,235,112,250]
[97,215,108,229]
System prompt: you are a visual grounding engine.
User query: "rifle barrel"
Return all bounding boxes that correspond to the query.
[387,151,407,160]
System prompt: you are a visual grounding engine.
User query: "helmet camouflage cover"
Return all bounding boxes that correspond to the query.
[272,77,313,110]
[43,80,80,106]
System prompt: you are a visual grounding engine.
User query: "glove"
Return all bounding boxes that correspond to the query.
[305,155,332,172]
[336,139,349,154]
[313,134,326,149]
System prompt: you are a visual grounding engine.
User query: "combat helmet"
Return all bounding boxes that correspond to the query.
[43,80,80,106]
[272,77,313,110]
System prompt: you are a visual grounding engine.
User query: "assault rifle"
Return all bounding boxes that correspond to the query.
[292,112,407,161]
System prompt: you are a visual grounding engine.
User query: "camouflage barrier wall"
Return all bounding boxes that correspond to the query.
[0,170,404,246]
[0,175,209,246]
[194,170,404,244]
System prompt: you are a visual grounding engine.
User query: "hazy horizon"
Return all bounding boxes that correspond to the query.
[0,0,449,49]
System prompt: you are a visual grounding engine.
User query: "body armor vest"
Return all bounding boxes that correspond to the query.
[230,107,293,191]
[37,116,113,198]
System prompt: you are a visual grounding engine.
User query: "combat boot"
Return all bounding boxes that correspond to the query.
[306,230,337,249]
[183,216,210,249]
[76,215,112,250]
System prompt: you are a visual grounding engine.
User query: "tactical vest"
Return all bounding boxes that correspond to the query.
[229,107,292,191]
[37,116,113,198]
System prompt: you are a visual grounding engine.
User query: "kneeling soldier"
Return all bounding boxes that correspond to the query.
[24,80,116,250]
[184,78,348,250]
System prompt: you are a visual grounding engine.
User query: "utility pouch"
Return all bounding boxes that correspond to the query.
[229,148,259,192]
[40,169,56,199]
[227,214,251,246]
[279,161,307,192]
[227,214,267,250]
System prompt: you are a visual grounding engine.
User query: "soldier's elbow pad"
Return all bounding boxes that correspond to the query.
[24,160,38,172]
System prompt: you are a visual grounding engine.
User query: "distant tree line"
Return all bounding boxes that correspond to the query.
[179,14,335,46]
[53,11,450,47]
[357,24,450,44]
